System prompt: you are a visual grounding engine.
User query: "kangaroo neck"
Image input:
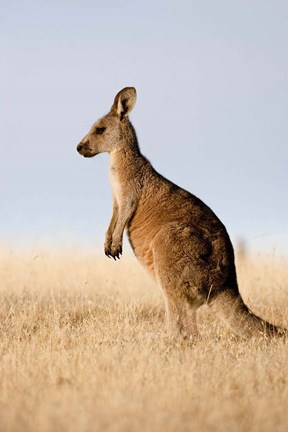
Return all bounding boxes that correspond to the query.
[109,123,145,173]
[109,145,145,180]
[109,120,152,188]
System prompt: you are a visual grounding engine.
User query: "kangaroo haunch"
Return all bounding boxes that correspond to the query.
[77,86,281,340]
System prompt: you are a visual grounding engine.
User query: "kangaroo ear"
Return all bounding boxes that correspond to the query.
[111,87,137,120]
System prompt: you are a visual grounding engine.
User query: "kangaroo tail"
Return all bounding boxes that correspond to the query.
[209,289,284,339]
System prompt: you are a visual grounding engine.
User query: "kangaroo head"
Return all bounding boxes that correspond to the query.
[77,87,137,158]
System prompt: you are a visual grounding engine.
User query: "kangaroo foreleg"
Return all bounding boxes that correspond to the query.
[105,197,137,259]
[104,201,119,258]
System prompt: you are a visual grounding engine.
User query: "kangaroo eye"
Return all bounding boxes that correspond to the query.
[95,127,106,135]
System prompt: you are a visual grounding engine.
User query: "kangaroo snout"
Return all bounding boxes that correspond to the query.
[77,143,84,152]
[77,141,93,157]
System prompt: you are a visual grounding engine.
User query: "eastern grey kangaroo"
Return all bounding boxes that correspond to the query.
[77,87,280,339]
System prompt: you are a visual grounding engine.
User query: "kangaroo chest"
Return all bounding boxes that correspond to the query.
[109,166,122,206]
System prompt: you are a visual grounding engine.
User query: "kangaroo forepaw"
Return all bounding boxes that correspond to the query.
[104,239,112,258]
[104,240,122,260]
[110,243,122,260]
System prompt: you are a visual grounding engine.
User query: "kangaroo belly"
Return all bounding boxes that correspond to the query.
[126,217,158,279]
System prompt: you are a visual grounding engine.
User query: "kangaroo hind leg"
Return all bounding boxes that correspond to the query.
[183,299,200,340]
[161,288,201,340]
[152,223,205,340]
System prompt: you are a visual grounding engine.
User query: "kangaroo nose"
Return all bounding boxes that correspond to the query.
[77,143,83,152]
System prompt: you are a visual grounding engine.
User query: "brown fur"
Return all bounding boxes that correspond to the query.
[77,87,281,340]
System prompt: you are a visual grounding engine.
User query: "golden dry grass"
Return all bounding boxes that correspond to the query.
[1,248,288,432]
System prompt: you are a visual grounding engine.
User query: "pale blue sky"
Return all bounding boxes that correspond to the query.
[1,0,288,254]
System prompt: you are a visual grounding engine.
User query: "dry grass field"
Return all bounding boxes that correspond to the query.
[0,247,288,432]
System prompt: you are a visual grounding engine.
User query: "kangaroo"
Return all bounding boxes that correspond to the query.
[77,87,280,340]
